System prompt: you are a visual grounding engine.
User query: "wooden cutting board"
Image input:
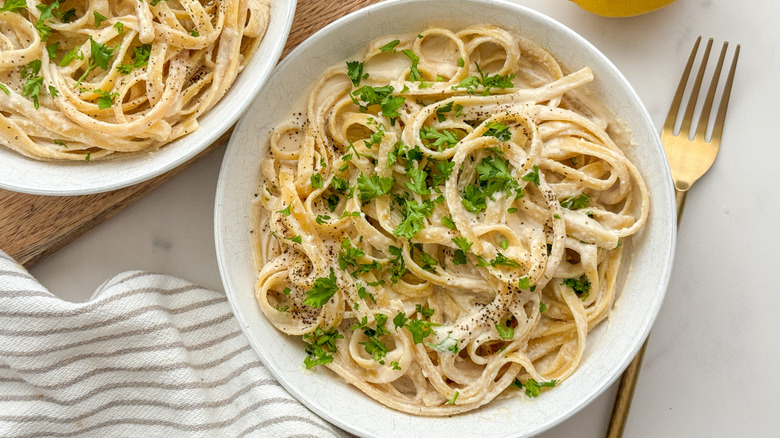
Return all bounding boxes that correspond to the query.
[0,0,382,268]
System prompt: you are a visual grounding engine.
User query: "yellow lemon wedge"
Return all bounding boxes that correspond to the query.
[570,0,676,17]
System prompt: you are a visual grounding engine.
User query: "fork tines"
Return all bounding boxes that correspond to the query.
[664,36,741,145]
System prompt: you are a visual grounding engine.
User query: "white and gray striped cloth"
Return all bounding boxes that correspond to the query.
[0,251,348,437]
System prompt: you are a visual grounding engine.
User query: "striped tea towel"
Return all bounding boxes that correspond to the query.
[0,250,348,438]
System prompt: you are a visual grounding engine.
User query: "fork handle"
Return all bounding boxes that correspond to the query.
[606,188,686,437]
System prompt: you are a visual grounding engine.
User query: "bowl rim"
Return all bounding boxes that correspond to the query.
[215,0,677,436]
[0,0,297,196]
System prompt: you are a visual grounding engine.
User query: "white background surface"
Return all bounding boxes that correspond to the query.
[25,0,780,436]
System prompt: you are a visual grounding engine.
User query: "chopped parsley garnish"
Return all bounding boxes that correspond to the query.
[404,318,438,344]
[462,184,487,213]
[441,216,456,230]
[452,236,472,253]
[21,60,43,109]
[287,235,302,244]
[0,0,26,13]
[379,39,400,53]
[402,49,421,81]
[48,85,58,97]
[92,89,118,109]
[0,83,10,95]
[415,303,434,319]
[418,251,438,273]
[483,121,511,141]
[331,176,349,193]
[76,37,117,87]
[393,199,433,240]
[392,311,408,330]
[59,46,84,67]
[325,195,340,212]
[93,11,106,27]
[357,173,394,203]
[420,126,458,151]
[522,165,540,186]
[562,275,591,300]
[560,193,591,210]
[117,44,151,74]
[387,245,407,283]
[491,252,521,268]
[302,327,343,369]
[46,42,59,59]
[338,238,365,270]
[496,321,514,340]
[114,22,124,33]
[513,378,557,397]
[539,302,547,312]
[452,250,467,265]
[435,101,453,122]
[346,61,364,87]
[452,62,515,95]
[310,173,324,189]
[189,29,199,37]
[315,215,330,224]
[277,204,291,216]
[352,84,393,106]
[517,276,536,291]
[380,95,405,121]
[476,155,521,198]
[357,313,390,363]
[405,168,430,195]
[34,1,59,41]
[303,268,339,308]
[446,391,459,405]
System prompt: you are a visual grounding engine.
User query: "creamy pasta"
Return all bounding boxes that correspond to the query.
[0,0,269,160]
[252,25,649,415]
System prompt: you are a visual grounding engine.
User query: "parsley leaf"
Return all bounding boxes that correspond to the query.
[93,10,106,27]
[393,199,433,240]
[452,236,472,253]
[0,83,9,96]
[379,39,400,53]
[404,318,437,344]
[0,0,26,13]
[346,61,364,87]
[491,252,521,268]
[560,193,591,210]
[562,275,591,300]
[518,378,557,397]
[93,89,118,109]
[277,204,291,216]
[522,165,540,186]
[303,268,339,308]
[21,60,43,109]
[392,311,408,330]
[420,126,458,151]
[59,45,84,67]
[476,155,520,198]
[357,174,394,203]
[435,101,453,122]
[310,173,324,189]
[483,121,511,141]
[405,168,430,195]
[302,327,343,369]
[452,62,515,95]
[418,251,438,272]
[380,95,405,121]
[76,37,116,87]
[496,322,514,340]
[462,184,487,213]
[402,49,421,81]
[387,245,407,283]
[441,216,456,230]
[452,250,467,265]
[34,1,59,42]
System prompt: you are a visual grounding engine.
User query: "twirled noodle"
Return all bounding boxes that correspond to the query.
[252,25,649,415]
[0,0,270,160]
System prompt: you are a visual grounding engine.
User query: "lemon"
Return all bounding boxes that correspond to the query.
[569,0,676,17]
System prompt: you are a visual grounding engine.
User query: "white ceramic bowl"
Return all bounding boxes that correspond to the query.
[215,1,676,436]
[0,0,296,196]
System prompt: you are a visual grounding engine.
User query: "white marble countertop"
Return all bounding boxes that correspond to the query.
[28,0,780,436]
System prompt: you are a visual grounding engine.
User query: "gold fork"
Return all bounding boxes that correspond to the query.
[606,36,740,437]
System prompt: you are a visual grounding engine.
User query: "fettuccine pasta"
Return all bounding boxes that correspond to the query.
[253,25,649,415]
[0,0,269,160]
